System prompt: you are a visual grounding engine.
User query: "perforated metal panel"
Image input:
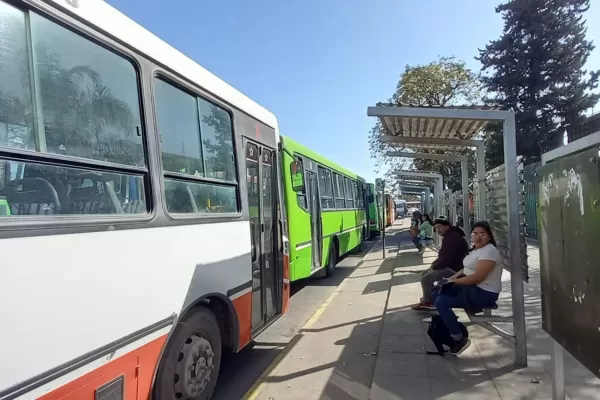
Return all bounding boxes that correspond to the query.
[539,147,600,378]
[484,157,529,282]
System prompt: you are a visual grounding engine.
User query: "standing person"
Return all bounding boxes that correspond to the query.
[412,217,469,310]
[432,221,503,355]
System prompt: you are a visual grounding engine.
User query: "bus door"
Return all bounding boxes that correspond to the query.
[305,171,323,271]
[245,140,279,331]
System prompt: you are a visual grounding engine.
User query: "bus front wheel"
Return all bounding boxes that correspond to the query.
[154,306,222,400]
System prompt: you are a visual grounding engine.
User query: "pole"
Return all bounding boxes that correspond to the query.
[382,180,386,259]
[552,339,565,400]
[503,113,527,366]
[461,159,469,235]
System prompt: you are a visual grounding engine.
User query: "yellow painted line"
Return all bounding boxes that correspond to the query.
[243,240,379,400]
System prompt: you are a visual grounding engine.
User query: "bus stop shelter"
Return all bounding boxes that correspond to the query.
[367,104,527,366]
[394,171,443,217]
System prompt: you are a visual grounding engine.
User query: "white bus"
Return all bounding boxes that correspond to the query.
[0,1,290,399]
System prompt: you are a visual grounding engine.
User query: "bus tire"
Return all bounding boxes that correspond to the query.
[153,306,222,400]
[325,241,337,277]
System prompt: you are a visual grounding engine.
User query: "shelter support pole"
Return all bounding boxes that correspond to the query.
[503,113,527,366]
[552,339,565,400]
[460,160,469,235]
[475,142,487,220]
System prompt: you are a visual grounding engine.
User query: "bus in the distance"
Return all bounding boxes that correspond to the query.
[395,199,407,218]
[385,194,396,226]
[281,136,367,281]
[366,183,381,238]
[0,1,289,399]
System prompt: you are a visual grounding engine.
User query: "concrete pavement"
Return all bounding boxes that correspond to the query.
[245,219,600,400]
[213,239,378,399]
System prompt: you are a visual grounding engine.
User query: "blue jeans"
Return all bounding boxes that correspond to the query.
[433,285,499,335]
[412,236,422,249]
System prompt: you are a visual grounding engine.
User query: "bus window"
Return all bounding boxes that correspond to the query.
[333,173,345,209]
[154,78,238,214]
[0,3,148,216]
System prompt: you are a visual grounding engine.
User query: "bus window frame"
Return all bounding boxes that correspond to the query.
[151,72,242,220]
[0,0,263,236]
[0,1,155,229]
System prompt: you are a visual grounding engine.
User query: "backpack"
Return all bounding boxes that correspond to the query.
[426,315,468,356]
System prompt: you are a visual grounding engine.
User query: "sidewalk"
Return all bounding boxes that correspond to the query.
[248,219,600,400]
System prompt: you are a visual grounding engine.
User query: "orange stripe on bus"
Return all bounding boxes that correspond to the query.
[37,335,167,400]
[232,291,252,350]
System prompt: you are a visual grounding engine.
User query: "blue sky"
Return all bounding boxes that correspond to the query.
[108,0,600,183]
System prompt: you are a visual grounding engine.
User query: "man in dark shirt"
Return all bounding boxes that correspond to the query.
[412,217,469,311]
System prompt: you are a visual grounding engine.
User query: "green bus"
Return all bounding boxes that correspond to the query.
[281,136,367,281]
[366,183,381,238]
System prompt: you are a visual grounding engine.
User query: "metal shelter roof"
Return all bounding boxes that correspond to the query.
[369,103,499,151]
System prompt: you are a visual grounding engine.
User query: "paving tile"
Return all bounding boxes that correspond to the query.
[257,368,333,400]
[567,383,600,400]
[299,323,383,354]
[379,334,426,353]
[427,351,490,381]
[341,274,391,293]
[374,353,428,377]
[370,375,433,400]
[430,379,501,399]
[494,380,564,400]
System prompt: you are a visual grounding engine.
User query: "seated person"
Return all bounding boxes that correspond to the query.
[417,213,434,253]
[410,211,422,251]
[433,221,503,355]
[413,217,469,311]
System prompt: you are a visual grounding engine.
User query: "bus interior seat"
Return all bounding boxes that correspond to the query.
[122,200,146,214]
[68,174,123,215]
[5,177,61,215]
[164,183,196,213]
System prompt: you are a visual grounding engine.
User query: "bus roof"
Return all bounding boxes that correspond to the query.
[51,0,279,131]
[281,136,365,181]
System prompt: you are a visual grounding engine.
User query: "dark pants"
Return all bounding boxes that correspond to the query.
[433,285,499,336]
[420,268,455,302]
[412,236,422,250]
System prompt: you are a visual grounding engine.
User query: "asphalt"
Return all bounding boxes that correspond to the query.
[212,236,378,400]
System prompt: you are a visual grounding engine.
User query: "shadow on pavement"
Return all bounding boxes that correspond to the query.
[212,238,378,400]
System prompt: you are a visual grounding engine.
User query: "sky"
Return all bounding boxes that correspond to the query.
[107,0,600,184]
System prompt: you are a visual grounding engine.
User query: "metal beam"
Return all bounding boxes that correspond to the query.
[386,151,466,162]
[394,171,443,180]
[381,136,481,147]
[367,106,511,122]
[396,179,433,186]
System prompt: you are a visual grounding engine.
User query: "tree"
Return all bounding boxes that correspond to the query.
[367,56,482,191]
[478,0,599,165]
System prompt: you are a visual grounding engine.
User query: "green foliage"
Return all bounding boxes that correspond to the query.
[478,0,600,163]
[367,56,482,191]
[393,56,484,106]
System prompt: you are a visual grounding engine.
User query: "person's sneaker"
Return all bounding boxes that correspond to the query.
[412,301,436,311]
[450,336,471,355]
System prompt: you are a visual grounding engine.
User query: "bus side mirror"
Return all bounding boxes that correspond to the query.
[367,194,374,203]
[290,161,305,192]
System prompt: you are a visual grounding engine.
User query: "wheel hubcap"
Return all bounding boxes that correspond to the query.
[174,334,214,399]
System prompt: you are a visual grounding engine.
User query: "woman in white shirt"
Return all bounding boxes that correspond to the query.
[433,221,502,355]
